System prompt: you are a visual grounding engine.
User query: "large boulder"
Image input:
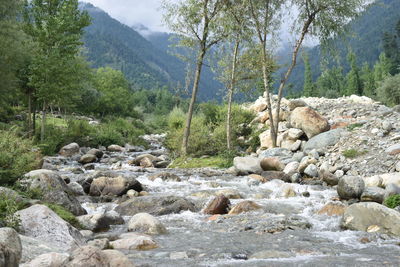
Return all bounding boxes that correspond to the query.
[0,227,22,267]
[86,148,103,159]
[128,213,167,235]
[19,235,64,264]
[260,157,285,171]
[65,246,109,267]
[115,196,197,216]
[78,154,97,164]
[337,176,365,200]
[22,169,86,215]
[290,107,329,139]
[233,156,262,175]
[77,211,124,232]
[19,252,69,267]
[89,176,142,197]
[379,173,400,187]
[59,143,80,157]
[360,187,385,203]
[16,205,84,251]
[342,202,400,236]
[303,129,343,152]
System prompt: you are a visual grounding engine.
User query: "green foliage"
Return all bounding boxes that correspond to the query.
[384,194,400,209]
[360,62,376,98]
[345,52,363,96]
[377,73,400,106]
[347,123,364,131]
[0,129,41,185]
[44,203,81,229]
[316,67,345,98]
[302,53,315,97]
[0,193,23,230]
[342,149,367,158]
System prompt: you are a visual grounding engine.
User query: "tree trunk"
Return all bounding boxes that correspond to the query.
[32,97,36,136]
[227,39,240,150]
[27,91,32,138]
[40,100,46,142]
[181,47,206,156]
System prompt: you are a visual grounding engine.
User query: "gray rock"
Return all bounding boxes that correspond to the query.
[342,202,400,236]
[110,233,157,251]
[65,246,110,267]
[86,148,103,158]
[19,235,64,263]
[385,144,400,155]
[337,176,365,200]
[320,170,339,186]
[19,252,69,267]
[292,152,305,162]
[77,211,124,232]
[102,249,135,267]
[86,238,110,250]
[250,250,294,259]
[128,213,167,234]
[59,143,80,157]
[360,187,385,203]
[67,182,85,196]
[304,164,318,177]
[115,195,197,216]
[16,205,84,251]
[303,129,343,153]
[148,172,181,182]
[258,148,293,160]
[288,99,307,111]
[107,144,124,152]
[0,228,22,267]
[384,183,400,200]
[78,154,97,164]
[261,171,291,183]
[89,176,142,197]
[22,169,86,215]
[233,156,262,175]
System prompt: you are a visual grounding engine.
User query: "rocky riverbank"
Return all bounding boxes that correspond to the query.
[1,96,400,266]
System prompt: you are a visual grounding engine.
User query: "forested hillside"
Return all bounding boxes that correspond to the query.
[82,3,222,101]
[280,0,400,94]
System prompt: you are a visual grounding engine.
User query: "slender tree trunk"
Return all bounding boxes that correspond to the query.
[227,39,240,150]
[32,98,36,136]
[40,100,46,142]
[261,44,277,147]
[27,91,32,138]
[181,47,206,156]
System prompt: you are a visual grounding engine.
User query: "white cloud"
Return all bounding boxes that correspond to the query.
[82,0,167,32]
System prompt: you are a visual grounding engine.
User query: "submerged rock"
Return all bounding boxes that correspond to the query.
[203,195,230,215]
[110,233,158,250]
[128,213,167,235]
[228,201,262,215]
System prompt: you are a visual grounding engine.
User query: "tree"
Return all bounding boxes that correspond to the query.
[23,0,90,141]
[382,32,399,75]
[162,0,226,156]
[302,52,315,97]
[377,73,400,106]
[360,62,376,98]
[316,66,345,98]
[374,52,391,86]
[345,51,362,95]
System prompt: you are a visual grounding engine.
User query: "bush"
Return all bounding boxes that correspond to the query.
[342,149,367,158]
[0,193,23,230]
[377,74,400,106]
[0,129,41,185]
[384,194,400,209]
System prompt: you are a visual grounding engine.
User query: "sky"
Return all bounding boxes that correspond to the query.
[82,0,167,32]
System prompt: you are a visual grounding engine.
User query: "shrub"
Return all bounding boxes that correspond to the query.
[167,107,186,130]
[0,129,41,185]
[347,123,364,131]
[342,149,367,158]
[377,74,400,106]
[0,193,23,230]
[44,203,82,229]
[384,194,400,209]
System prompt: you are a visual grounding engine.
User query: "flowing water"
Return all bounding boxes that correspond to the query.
[55,139,400,267]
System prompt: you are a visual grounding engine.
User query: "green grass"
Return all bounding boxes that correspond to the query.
[44,203,82,229]
[169,156,232,169]
[384,194,400,209]
[347,123,364,131]
[342,149,368,158]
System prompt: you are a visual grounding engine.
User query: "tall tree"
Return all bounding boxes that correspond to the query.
[23,0,90,141]
[162,0,226,155]
[345,51,362,95]
[302,52,315,97]
[382,32,399,75]
[316,66,345,98]
[374,52,392,86]
[360,62,376,98]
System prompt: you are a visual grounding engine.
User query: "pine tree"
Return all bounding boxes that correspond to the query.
[360,62,376,98]
[302,53,315,97]
[374,52,392,86]
[345,52,363,96]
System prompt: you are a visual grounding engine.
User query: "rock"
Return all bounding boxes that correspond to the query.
[291,173,302,183]
[22,169,86,216]
[260,157,285,171]
[170,252,189,260]
[89,176,142,197]
[258,148,293,160]
[59,143,80,157]
[67,182,85,196]
[283,161,299,175]
[140,157,154,168]
[78,154,97,164]
[87,238,110,250]
[395,162,400,172]
[342,202,400,236]
[363,175,383,188]
[233,156,262,175]
[65,246,109,267]
[303,129,343,152]
[20,252,69,267]
[0,187,24,203]
[19,235,64,263]
[115,196,196,216]
[385,144,400,155]
[16,205,84,251]
[290,140,302,151]
[154,160,170,168]
[360,187,385,203]
[298,156,317,173]
[148,172,181,182]
[102,249,135,267]
[215,189,242,199]
[261,171,291,183]
[290,107,330,139]
[382,121,393,132]
[110,233,157,250]
[317,202,346,216]
[250,98,268,112]
[86,148,103,158]
[259,130,273,149]
[320,169,339,186]
[228,201,262,215]
[288,99,307,111]
[107,145,124,152]
[248,174,268,183]
[337,176,365,200]
[132,154,158,166]
[127,189,139,198]
[384,183,400,200]
[278,184,297,198]
[77,211,124,232]
[203,195,230,215]
[292,151,305,162]
[304,164,318,177]
[0,228,22,267]
[379,173,400,187]
[287,128,304,140]
[128,213,167,235]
